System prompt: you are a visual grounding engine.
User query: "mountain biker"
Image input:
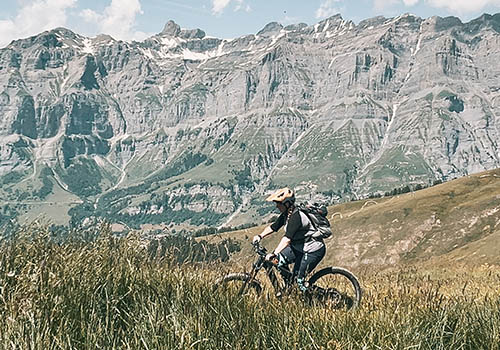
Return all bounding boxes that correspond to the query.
[252,187,326,292]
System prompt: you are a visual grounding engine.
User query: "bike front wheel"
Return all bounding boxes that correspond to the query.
[213,273,263,297]
[307,267,362,310]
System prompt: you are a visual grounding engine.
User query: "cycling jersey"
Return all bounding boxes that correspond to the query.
[270,207,324,253]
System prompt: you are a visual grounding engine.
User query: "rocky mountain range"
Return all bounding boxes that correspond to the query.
[0,13,499,229]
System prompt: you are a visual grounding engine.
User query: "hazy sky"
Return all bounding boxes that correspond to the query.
[1,0,500,48]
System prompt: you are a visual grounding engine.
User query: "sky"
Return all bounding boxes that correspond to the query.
[1,0,500,48]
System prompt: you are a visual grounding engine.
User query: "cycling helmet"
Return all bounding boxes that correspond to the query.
[266,187,295,205]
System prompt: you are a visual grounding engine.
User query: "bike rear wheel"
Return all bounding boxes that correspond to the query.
[213,273,262,297]
[307,267,362,310]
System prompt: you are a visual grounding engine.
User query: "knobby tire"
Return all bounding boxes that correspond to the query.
[307,267,362,310]
[213,273,262,297]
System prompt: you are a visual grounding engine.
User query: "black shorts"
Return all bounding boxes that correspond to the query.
[278,245,326,280]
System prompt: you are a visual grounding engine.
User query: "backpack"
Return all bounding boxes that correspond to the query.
[298,202,332,240]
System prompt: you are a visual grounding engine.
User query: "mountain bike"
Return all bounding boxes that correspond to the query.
[213,242,362,310]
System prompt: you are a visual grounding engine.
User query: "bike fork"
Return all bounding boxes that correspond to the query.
[238,266,258,296]
[266,266,284,297]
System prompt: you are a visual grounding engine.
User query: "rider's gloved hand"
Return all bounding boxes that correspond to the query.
[252,234,262,244]
[265,253,277,261]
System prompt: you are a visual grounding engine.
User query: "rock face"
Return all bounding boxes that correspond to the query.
[0,14,500,228]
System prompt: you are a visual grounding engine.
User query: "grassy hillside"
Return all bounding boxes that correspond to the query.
[208,168,500,270]
[1,223,499,349]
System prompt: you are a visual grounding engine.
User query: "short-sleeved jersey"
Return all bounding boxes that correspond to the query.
[271,208,324,253]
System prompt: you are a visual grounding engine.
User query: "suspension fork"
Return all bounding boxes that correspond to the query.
[238,258,262,296]
[265,264,282,295]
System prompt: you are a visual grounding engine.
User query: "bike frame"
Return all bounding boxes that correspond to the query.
[243,242,295,296]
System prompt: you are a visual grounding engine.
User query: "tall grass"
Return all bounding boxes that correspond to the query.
[1,223,499,349]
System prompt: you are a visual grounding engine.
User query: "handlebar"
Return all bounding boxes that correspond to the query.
[252,241,268,257]
[251,241,281,268]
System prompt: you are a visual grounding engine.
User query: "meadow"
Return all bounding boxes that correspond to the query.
[1,223,499,350]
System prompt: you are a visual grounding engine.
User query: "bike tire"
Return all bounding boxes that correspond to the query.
[213,273,263,297]
[307,267,362,310]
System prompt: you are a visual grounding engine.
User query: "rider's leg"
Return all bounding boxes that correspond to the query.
[296,246,326,292]
[277,246,295,284]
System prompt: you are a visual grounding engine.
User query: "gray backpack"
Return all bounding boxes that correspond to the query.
[299,202,332,239]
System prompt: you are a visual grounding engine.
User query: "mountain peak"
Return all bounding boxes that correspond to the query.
[428,15,463,31]
[284,23,308,31]
[160,20,206,39]
[179,28,206,39]
[94,34,115,43]
[358,15,388,29]
[6,27,77,49]
[315,14,352,32]
[161,20,181,36]
[463,13,500,34]
[50,27,77,37]
[257,22,283,36]
[321,14,344,23]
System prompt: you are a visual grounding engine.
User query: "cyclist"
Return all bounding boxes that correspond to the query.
[252,187,326,292]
